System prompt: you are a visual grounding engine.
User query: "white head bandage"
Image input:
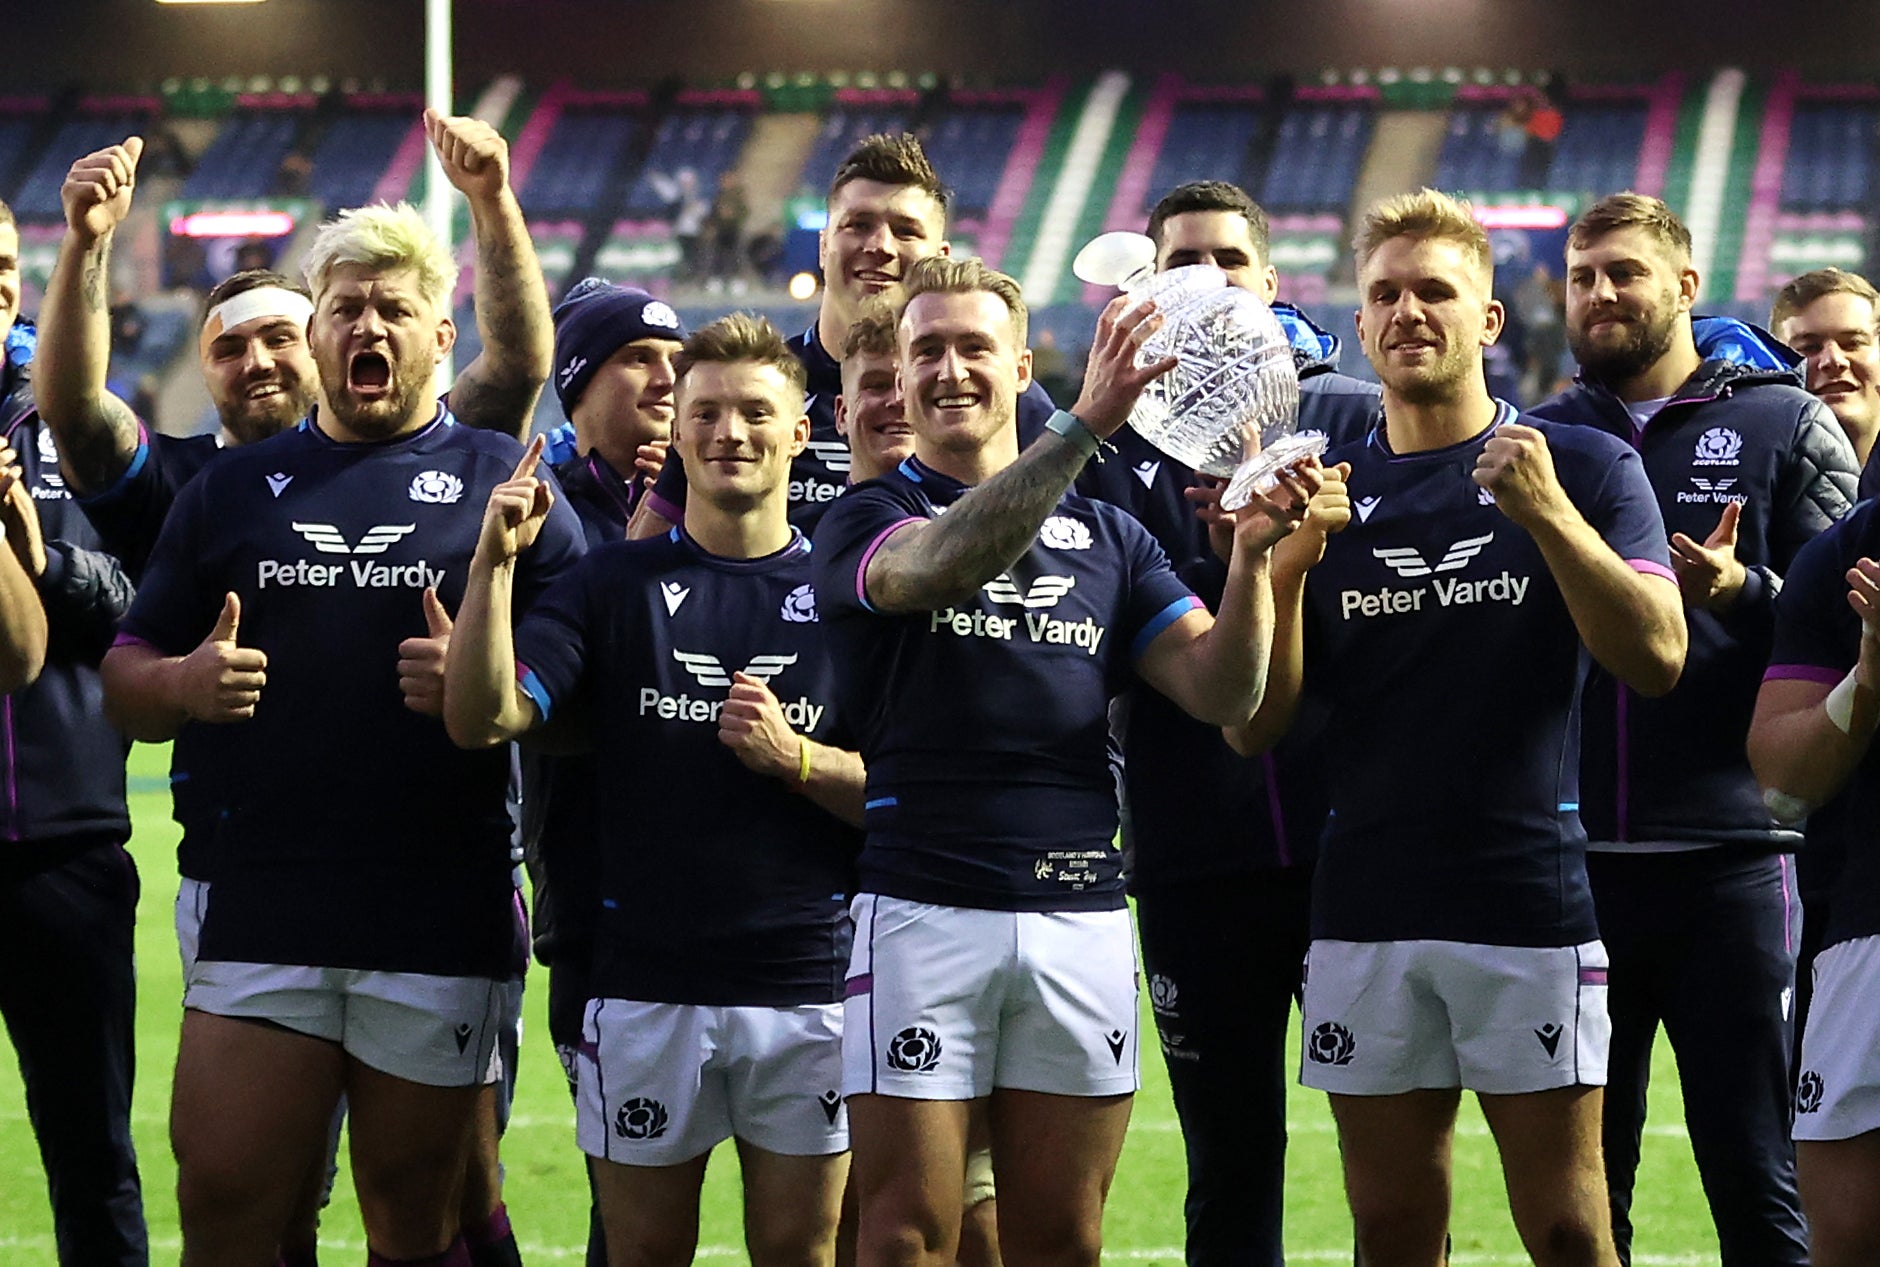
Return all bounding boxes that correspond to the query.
[200,287,314,355]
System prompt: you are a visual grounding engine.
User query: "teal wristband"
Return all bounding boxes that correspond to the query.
[1045,410,1101,459]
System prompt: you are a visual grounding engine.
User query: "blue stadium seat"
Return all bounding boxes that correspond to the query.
[523,112,638,216]
[307,111,412,210]
[10,115,152,219]
[182,112,303,200]
[921,105,1023,216]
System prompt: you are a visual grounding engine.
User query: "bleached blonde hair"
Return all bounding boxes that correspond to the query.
[302,202,459,312]
[1353,188,1492,285]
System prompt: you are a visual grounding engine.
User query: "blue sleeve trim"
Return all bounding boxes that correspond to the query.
[516,665,553,723]
[864,796,898,810]
[1131,595,1205,659]
[76,428,151,507]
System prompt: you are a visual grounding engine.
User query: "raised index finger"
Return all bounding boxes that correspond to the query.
[511,433,547,482]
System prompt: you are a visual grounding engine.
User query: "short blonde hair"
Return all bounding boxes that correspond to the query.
[897,255,1028,348]
[1771,268,1880,333]
[1353,188,1492,284]
[302,202,459,313]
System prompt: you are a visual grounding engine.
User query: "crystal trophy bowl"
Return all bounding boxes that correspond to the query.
[1072,232,1322,509]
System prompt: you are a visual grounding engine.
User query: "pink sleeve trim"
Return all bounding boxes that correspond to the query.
[1628,558,1678,583]
[856,518,923,612]
[109,632,159,651]
[1763,664,1845,686]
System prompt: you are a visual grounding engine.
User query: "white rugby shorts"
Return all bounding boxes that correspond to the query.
[185,957,516,1088]
[576,997,847,1166]
[1793,935,1880,1142]
[842,894,1140,1100]
[1299,938,1610,1095]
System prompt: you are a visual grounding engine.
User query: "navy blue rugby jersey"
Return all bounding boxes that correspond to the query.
[513,527,860,1007]
[1303,404,1673,947]
[116,409,584,977]
[76,423,220,581]
[1764,499,1880,949]
[813,450,1203,912]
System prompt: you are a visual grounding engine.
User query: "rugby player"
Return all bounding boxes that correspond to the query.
[38,109,553,576]
[444,313,863,1266]
[528,279,690,1267]
[634,133,1053,536]
[547,278,686,544]
[1749,503,1880,1267]
[0,196,143,1265]
[1075,179,1379,1266]
[813,254,1315,1267]
[1768,265,1880,1067]
[99,201,583,1267]
[1772,267,1880,495]
[40,111,557,1267]
[1530,193,1856,1267]
[1230,189,1686,1267]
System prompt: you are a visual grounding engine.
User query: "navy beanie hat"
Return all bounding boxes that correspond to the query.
[551,278,687,416]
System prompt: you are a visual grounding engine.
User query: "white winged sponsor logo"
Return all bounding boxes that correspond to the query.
[1372,533,1494,579]
[982,574,1077,609]
[291,523,417,555]
[671,650,799,687]
[1691,477,1737,493]
[803,437,853,476]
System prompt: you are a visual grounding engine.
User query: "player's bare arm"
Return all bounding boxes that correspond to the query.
[1138,461,1316,727]
[1749,557,1880,809]
[866,297,1177,613]
[444,436,551,747]
[100,591,266,741]
[1477,422,1686,696]
[428,110,554,439]
[1224,462,1351,755]
[0,462,48,692]
[36,137,146,493]
[717,671,868,826]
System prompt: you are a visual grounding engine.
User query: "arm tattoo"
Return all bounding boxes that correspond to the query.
[870,437,1088,612]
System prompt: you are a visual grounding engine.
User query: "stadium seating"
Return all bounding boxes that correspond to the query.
[10,102,159,220]
[181,105,304,200]
[1260,88,1375,213]
[305,107,416,211]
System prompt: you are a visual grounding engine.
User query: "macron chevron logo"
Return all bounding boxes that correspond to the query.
[982,573,1077,610]
[291,523,416,555]
[660,582,690,616]
[1372,533,1494,579]
[671,650,799,687]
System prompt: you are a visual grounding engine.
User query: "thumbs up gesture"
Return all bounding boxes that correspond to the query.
[397,586,455,717]
[62,136,144,245]
[179,592,268,722]
[1670,499,1748,612]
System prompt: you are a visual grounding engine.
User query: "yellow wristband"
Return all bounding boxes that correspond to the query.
[797,736,812,784]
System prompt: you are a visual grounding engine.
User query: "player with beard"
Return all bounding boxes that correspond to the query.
[1774,268,1880,496]
[99,201,583,1267]
[1230,189,1685,1267]
[635,134,1053,537]
[815,255,1317,1267]
[39,110,553,579]
[0,196,147,1267]
[41,114,557,1267]
[1527,192,1856,1267]
[1074,180,1379,1267]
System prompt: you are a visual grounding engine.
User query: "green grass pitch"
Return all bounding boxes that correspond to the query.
[1,743,1727,1263]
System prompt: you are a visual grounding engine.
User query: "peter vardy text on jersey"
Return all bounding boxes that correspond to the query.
[928,605,1107,654]
[639,686,826,732]
[1339,571,1531,620]
[257,558,447,589]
